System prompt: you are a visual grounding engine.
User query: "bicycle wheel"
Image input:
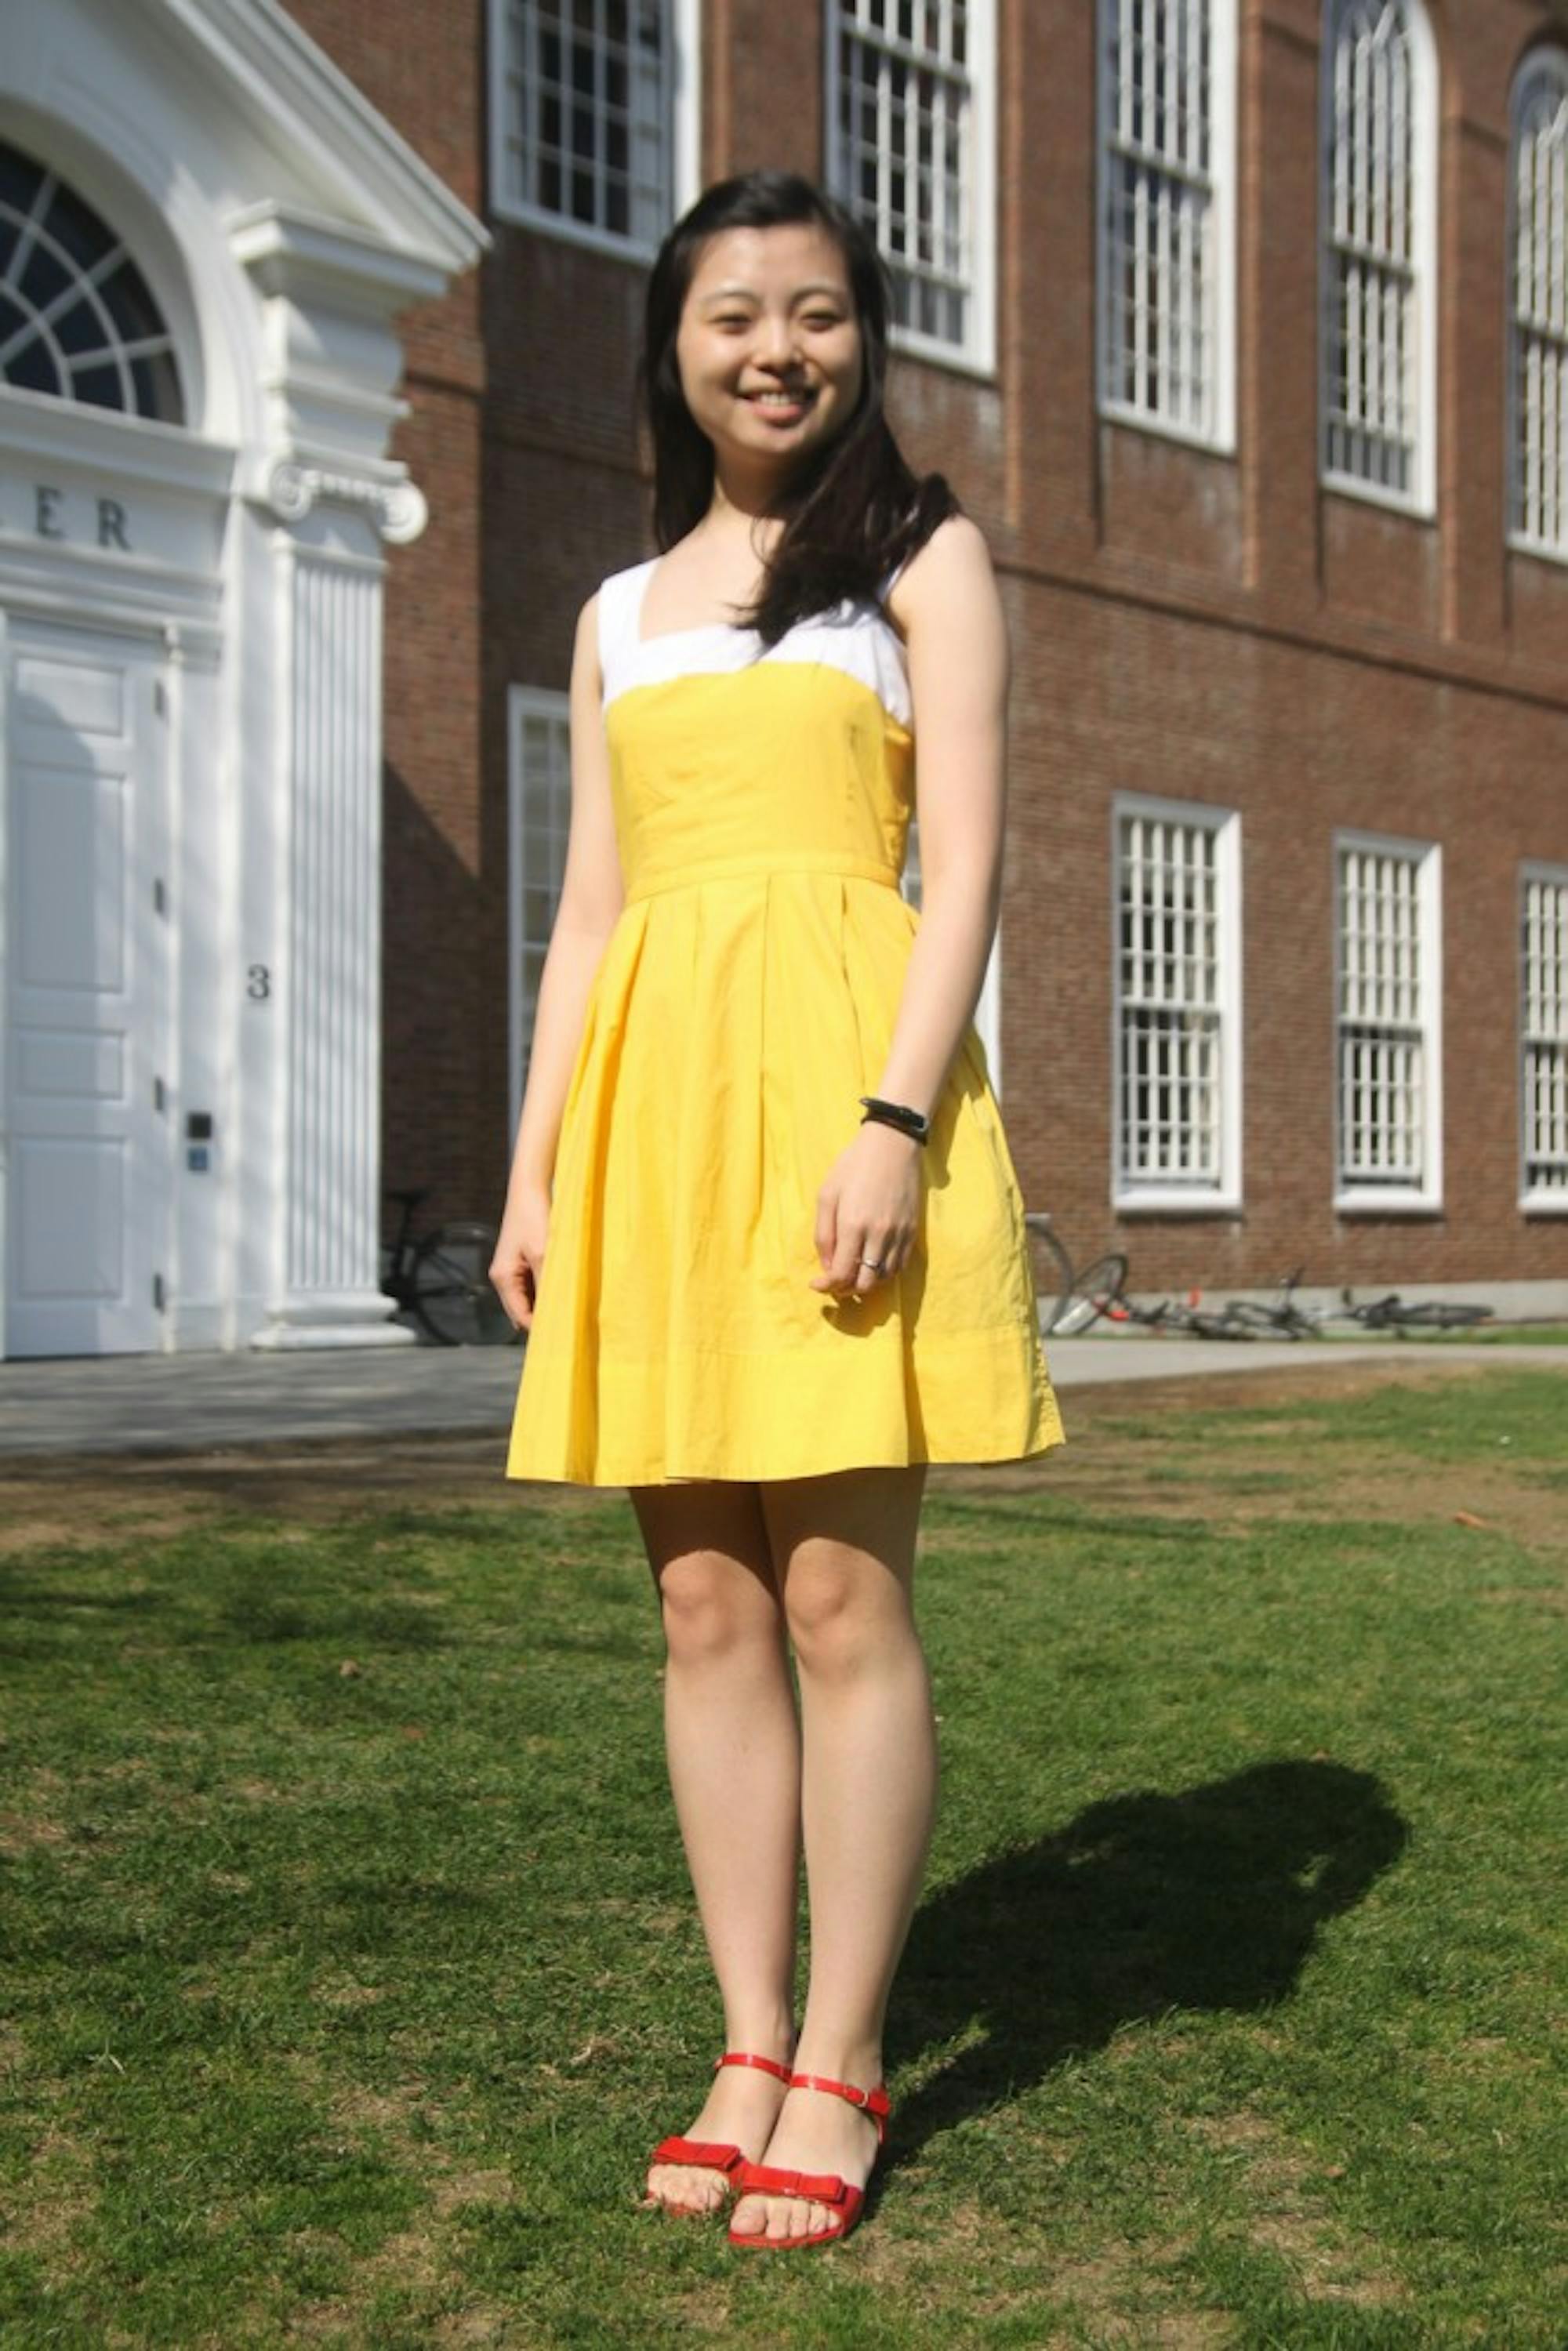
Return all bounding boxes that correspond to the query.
[1188,1308,1258,1340]
[1387,1301,1495,1330]
[1221,1300,1313,1338]
[410,1223,513,1346]
[1022,1216,1075,1336]
[1053,1252,1130,1335]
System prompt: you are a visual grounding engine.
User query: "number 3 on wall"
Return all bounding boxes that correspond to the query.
[247,965,271,1002]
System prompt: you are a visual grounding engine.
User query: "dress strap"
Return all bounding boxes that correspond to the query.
[597,557,659,705]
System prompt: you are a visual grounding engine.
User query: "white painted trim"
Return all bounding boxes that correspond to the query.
[1110,790,1243,1214]
[1318,0,1439,518]
[154,0,489,271]
[673,0,702,212]
[1210,0,1239,452]
[507,684,572,1146]
[0,386,236,496]
[968,0,998,380]
[226,203,453,310]
[1504,46,1568,564]
[1331,825,1443,1214]
[1520,857,1568,1214]
[978,914,1002,1101]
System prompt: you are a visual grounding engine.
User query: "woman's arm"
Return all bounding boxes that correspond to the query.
[808,513,1011,1301]
[873,511,1010,1119]
[491,592,626,1329]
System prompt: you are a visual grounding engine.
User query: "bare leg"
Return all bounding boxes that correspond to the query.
[631,1479,803,2214]
[729,1464,935,2244]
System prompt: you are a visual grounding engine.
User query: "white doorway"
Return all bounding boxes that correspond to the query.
[3,619,169,1356]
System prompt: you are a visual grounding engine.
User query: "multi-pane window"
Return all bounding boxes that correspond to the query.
[508,689,573,1134]
[899,811,1003,1090]
[492,0,675,251]
[0,141,183,424]
[1334,836,1441,1203]
[1508,53,1568,561]
[1320,0,1437,508]
[827,0,995,367]
[1522,868,1568,1204]
[1098,0,1236,444]
[1114,799,1240,1203]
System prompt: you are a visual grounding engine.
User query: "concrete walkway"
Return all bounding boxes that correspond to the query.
[0,1331,1563,1458]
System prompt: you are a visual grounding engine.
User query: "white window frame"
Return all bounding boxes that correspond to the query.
[1318,0,1439,517]
[1333,829,1443,1214]
[1505,49,1568,567]
[900,812,1003,1092]
[1521,861,1568,1213]
[1111,793,1243,1214]
[488,0,701,261]
[507,686,574,1142]
[1095,0,1239,454]
[824,0,998,379]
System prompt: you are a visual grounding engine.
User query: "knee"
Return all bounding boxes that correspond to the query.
[656,1553,779,1669]
[783,1555,890,1680]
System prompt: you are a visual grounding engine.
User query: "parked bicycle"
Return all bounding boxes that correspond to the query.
[1022,1213,1130,1336]
[381,1188,515,1346]
[1002,1217,1497,1344]
[1339,1288,1495,1334]
[1066,1257,1497,1341]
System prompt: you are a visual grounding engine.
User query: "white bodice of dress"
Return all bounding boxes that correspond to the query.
[597,555,913,728]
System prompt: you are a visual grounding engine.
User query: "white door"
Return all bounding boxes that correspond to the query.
[3,621,169,1357]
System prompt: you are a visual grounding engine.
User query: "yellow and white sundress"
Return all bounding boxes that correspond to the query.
[506,553,1065,1486]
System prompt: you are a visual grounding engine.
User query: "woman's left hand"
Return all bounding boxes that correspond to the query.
[810,1121,924,1300]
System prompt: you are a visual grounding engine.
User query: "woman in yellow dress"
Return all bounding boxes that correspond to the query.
[490,171,1064,2250]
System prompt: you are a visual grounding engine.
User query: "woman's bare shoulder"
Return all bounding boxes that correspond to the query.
[888,513,997,632]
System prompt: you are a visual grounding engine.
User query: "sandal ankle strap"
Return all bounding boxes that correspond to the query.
[714,2050,793,2082]
[787,2067,892,2144]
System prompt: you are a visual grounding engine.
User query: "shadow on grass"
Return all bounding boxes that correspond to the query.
[887,1758,1407,2174]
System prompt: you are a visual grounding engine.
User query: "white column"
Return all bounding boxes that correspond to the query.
[251,463,426,1350]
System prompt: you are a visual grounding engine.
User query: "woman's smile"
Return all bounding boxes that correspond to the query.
[740,385,818,423]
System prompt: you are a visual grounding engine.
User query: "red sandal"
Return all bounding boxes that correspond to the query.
[641,2051,794,2214]
[726,2068,892,2249]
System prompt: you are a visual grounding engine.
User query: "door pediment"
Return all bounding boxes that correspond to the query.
[0,0,488,452]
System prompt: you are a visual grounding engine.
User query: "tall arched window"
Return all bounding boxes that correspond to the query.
[1319,0,1438,510]
[1508,49,1568,561]
[0,140,183,426]
[1098,0,1238,449]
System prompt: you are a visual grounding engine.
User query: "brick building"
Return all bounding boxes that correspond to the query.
[3,0,1566,1357]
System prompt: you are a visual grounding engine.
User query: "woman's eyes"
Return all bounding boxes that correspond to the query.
[712,313,846,331]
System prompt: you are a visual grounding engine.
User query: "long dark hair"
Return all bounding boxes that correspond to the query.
[637,171,960,646]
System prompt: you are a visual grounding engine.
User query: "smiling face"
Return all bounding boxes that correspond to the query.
[673,221,866,481]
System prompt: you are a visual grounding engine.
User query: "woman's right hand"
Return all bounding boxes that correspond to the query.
[490,1183,550,1333]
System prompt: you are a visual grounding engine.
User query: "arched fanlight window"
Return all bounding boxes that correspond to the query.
[1320,0,1438,510]
[0,139,183,425]
[1508,50,1568,559]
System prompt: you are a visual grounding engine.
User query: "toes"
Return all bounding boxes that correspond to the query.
[728,2191,839,2242]
[647,2164,723,2214]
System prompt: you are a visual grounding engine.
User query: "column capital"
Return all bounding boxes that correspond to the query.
[257,456,429,546]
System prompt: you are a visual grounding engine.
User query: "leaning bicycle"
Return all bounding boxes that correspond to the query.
[1022,1213,1130,1336]
[381,1187,515,1346]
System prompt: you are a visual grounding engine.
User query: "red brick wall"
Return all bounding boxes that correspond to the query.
[287,0,1568,1287]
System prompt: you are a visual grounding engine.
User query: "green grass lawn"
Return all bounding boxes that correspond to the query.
[2,1368,1566,2348]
